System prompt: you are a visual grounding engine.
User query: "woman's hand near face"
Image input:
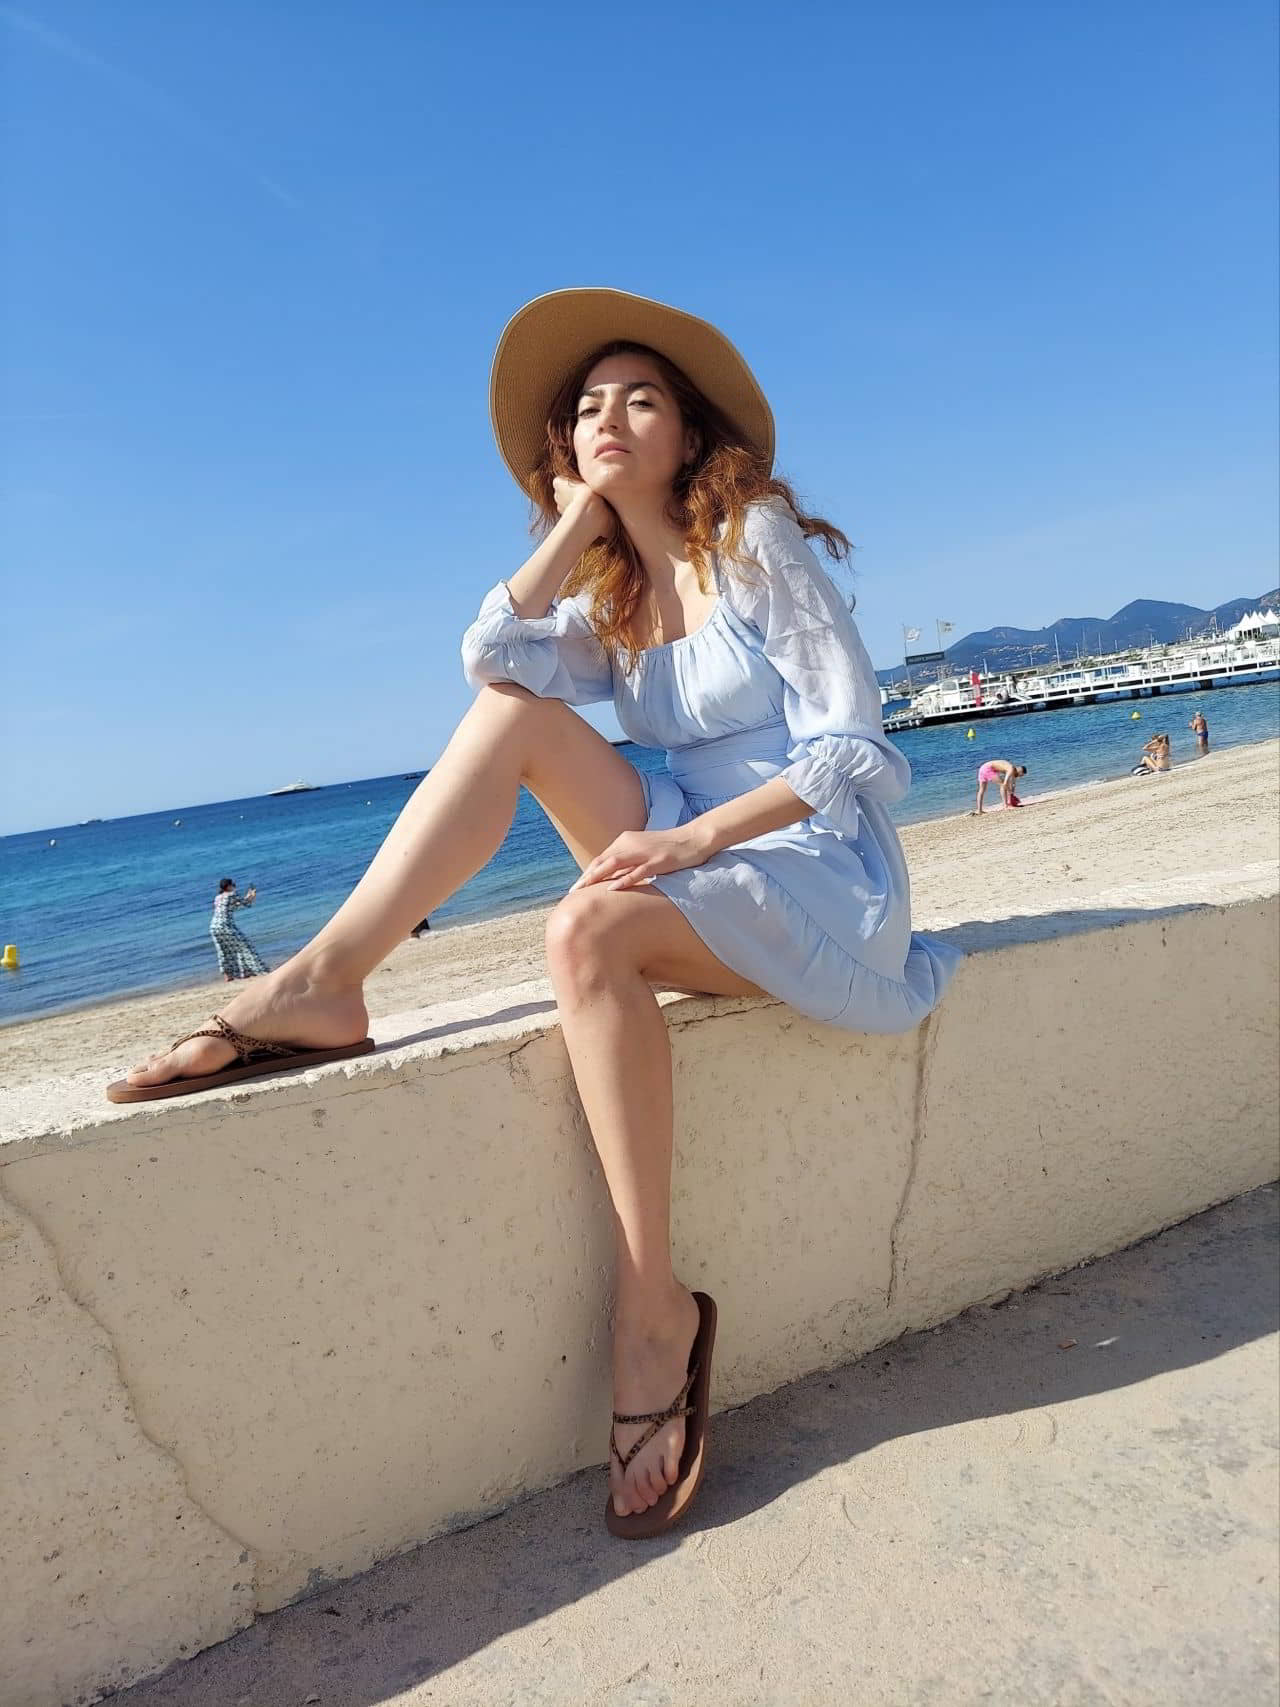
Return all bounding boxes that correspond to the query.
[500,476,617,621]
[552,475,615,543]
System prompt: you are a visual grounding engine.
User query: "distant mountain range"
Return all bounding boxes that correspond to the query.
[875,588,1280,688]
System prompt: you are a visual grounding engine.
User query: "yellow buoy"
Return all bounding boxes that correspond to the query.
[2,944,19,970]
[1131,710,1141,719]
[965,728,976,739]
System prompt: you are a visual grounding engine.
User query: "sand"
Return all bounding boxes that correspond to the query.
[3,740,1276,1090]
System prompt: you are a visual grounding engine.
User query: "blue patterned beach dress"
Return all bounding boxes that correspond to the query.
[461,499,960,1033]
[210,889,268,979]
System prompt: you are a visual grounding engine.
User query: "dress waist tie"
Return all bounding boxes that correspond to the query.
[665,716,791,801]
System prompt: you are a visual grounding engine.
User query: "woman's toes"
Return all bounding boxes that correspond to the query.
[129,1059,179,1086]
[635,1468,661,1508]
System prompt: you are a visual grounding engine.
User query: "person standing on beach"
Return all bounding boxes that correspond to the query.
[972,758,1026,814]
[210,879,268,981]
[108,289,959,1538]
[1189,711,1209,753]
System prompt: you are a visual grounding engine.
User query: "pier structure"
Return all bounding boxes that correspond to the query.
[885,635,1280,732]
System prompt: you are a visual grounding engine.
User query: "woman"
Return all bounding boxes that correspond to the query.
[210,878,267,981]
[1132,733,1172,774]
[107,289,960,1537]
[972,758,1027,814]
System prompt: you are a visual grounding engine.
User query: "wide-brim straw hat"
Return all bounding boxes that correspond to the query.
[489,287,775,493]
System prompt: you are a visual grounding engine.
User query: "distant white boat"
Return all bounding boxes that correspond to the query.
[268,780,319,795]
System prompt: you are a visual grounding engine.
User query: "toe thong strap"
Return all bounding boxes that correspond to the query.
[610,1364,698,1473]
[168,1013,296,1063]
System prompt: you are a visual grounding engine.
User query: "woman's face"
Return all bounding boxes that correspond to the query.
[571,351,695,500]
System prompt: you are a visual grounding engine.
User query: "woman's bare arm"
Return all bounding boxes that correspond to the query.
[504,488,613,619]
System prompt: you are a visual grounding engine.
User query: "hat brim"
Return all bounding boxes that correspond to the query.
[489,288,775,494]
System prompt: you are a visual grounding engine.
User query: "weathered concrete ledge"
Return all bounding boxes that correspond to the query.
[3,891,1278,1707]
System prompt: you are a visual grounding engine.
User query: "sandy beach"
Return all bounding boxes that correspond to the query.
[4,739,1276,1090]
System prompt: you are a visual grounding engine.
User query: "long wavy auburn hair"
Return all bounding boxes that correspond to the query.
[527,341,852,665]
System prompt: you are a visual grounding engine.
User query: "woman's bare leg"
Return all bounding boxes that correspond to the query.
[125,682,765,1526]
[544,883,763,1519]
[126,684,649,1086]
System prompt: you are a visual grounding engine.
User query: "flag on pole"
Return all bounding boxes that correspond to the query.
[938,620,955,634]
[904,626,921,643]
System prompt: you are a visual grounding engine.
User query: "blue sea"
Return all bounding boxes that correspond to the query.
[4,679,1277,1026]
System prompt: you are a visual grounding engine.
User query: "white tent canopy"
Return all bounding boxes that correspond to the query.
[1224,606,1280,639]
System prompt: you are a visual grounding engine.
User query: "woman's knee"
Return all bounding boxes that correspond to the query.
[468,681,543,719]
[544,890,632,989]
[455,682,563,767]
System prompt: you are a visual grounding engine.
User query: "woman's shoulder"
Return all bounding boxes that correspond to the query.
[721,499,849,641]
[739,496,804,558]
[728,498,840,607]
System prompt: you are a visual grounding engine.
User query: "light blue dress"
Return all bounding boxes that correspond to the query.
[461,499,960,1033]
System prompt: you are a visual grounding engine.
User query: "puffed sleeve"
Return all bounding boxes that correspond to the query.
[729,501,910,826]
[460,582,614,706]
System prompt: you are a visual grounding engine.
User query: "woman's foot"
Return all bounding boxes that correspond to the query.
[608,1283,702,1519]
[124,960,369,1088]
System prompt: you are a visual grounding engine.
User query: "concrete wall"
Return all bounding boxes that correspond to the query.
[2,895,1277,1707]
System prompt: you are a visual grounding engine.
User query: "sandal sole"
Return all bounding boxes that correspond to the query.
[105,1038,376,1104]
[606,1290,717,1539]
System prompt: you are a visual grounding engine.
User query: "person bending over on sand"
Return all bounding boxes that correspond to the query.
[1189,711,1209,754]
[1132,733,1172,775]
[209,878,267,982]
[972,758,1027,814]
[106,289,960,1538]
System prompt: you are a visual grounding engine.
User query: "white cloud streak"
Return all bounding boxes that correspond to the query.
[1,5,302,210]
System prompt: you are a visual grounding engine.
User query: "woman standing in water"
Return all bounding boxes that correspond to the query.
[209,878,267,981]
[108,290,959,1537]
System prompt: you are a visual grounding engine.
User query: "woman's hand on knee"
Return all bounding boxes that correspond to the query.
[570,826,713,892]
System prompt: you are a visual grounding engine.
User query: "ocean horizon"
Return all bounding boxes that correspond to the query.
[4,679,1277,1027]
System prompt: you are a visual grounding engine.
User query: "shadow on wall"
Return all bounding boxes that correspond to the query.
[116,1186,1279,1696]
[385,997,560,1051]
[930,899,1224,953]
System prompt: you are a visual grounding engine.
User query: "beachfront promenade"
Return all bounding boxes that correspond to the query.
[2,751,1278,1706]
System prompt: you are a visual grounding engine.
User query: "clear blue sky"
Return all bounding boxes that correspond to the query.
[2,0,1276,833]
